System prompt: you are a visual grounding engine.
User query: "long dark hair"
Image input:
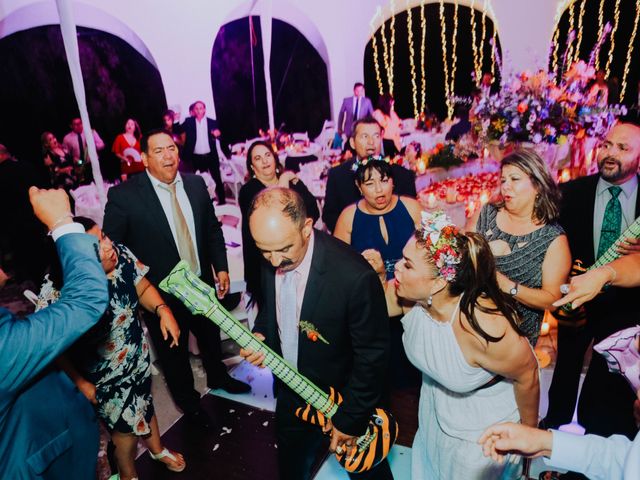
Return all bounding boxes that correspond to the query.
[415,230,524,343]
[377,93,394,116]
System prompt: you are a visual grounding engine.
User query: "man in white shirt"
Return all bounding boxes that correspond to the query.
[181,101,230,204]
[62,117,105,164]
[337,82,374,138]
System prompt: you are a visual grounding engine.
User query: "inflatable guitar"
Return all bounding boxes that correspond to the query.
[159,261,398,473]
[560,216,640,314]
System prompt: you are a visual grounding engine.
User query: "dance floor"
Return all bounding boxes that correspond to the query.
[135,360,417,479]
[0,281,571,479]
[135,357,562,479]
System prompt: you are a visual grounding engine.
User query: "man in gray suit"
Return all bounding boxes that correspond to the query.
[337,82,374,138]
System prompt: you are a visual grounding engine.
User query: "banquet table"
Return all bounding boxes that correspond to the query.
[402,130,447,151]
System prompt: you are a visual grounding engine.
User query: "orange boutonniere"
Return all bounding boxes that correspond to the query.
[299,321,329,344]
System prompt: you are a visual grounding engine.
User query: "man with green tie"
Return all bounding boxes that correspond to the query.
[545,121,640,459]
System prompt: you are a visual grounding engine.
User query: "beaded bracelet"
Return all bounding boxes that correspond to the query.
[155,304,169,316]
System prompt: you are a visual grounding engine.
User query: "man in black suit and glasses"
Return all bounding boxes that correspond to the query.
[241,187,392,479]
[545,121,640,460]
[103,129,249,428]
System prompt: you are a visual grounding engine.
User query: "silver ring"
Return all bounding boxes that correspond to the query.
[560,284,570,295]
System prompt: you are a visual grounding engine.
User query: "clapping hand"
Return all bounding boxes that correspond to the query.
[278,171,299,187]
[362,249,385,276]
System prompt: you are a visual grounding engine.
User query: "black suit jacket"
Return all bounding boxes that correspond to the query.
[253,230,389,435]
[182,117,231,162]
[102,172,228,287]
[559,174,640,338]
[322,159,417,232]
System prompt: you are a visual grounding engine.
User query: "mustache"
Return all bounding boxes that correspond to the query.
[272,258,294,270]
[600,156,621,167]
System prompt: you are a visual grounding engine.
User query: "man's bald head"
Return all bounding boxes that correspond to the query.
[248,187,313,272]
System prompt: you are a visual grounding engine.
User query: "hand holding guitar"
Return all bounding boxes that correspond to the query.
[239,333,266,368]
[323,418,357,455]
[617,237,640,255]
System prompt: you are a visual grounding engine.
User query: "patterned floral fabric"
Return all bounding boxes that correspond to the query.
[37,243,154,435]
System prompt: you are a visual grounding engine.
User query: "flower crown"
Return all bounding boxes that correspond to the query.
[419,211,461,282]
[351,155,391,172]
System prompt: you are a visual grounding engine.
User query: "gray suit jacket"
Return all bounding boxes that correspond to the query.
[338,96,374,136]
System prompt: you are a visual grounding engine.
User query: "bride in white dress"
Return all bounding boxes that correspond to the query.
[369,212,539,479]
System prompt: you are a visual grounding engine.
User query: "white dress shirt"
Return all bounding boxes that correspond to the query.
[593,176,638,258]
[146,170,201,275]
[62,130,105,162]
[545,429,640,479]
[275,232,315,361]
[51,222,85,241]
[193,118,211,155]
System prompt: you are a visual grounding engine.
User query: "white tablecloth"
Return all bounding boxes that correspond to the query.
[402,131,447,151]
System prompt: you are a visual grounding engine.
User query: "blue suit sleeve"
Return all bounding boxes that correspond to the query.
[0,233,108,394]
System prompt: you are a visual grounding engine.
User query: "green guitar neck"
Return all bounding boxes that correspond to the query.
[159,261,339,418]
[590,216,640,270]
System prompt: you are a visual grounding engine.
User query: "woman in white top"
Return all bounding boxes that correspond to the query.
[369,211,539,479]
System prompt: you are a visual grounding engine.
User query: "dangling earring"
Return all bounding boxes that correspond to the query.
[427,295,433,307]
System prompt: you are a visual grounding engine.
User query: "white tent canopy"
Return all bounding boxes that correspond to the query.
[0,0,567,122]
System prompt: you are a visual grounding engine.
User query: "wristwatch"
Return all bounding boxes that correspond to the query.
[509,282,519,297]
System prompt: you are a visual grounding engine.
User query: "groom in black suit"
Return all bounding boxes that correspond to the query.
[103,129,249,427]
[545,122,640,446]
[241,187,392,479]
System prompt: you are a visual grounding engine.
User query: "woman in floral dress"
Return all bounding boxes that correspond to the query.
[41,217,186,479]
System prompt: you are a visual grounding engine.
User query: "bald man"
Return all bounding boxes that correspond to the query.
[545,122,640,448]
[241,187,392,479]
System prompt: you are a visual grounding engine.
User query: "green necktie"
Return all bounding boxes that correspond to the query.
[597,185,623,258]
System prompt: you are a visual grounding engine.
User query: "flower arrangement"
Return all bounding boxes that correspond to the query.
[426,142,465,170]
[472,62,626,146]
[419,211,461,282]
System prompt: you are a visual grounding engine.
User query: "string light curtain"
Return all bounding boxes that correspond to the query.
[367,0,500,120]
[550,0,640,105]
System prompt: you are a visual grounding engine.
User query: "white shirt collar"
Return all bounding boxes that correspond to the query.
[596,175,638,199]
[146,170,183,188]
